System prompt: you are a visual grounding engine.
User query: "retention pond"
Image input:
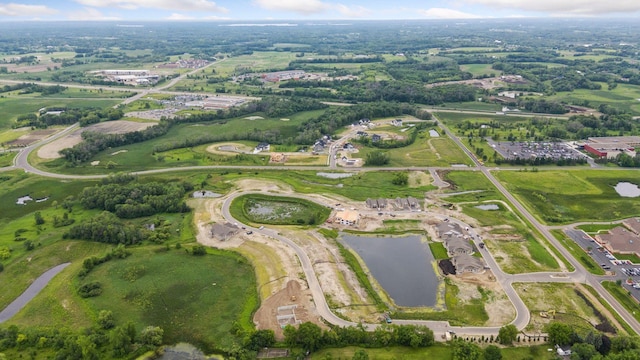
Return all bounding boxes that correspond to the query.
[341,234,439,307]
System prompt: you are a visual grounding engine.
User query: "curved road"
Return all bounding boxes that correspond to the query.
[0,263,71,323]
[2,84,639,336]
[219,191,588,337]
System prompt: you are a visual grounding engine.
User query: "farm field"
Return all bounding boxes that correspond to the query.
[494,170,640,224]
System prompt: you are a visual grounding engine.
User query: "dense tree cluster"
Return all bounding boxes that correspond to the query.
[79,182,190,218]
[65,211,145,245]
[15,107,124,128]
[0,321,163,359]
[0,82,65,95]
[283,323,434,352]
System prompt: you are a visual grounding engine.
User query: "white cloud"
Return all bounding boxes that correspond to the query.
[0,3,58,16]
[166,13,194,20]
[75,0,228,13]
[418,7,483,19]
[465,0,640,15]
[67,7,121,20]
[253,0,330,15]
[335,4,372,18]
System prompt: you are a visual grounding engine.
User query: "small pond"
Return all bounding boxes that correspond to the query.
[341,234,439,307]
[475,204,499,210]
[614,182,640,198]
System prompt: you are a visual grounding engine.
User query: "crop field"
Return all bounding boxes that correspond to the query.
[192,51,300,78]
[495,170,640,224]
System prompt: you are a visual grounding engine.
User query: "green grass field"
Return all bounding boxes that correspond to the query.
[353,132,473,167]
[38,109,326,174]
[547,82,640,115]
[602,281,640,324]
[513,283,607,334]
[494,170,640,224]
[7,246,257,352]
[0,151,15,166]
[428,242,448,260]
[0,96,120,130]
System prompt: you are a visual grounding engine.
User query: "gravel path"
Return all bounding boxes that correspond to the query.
[0,263,71,323]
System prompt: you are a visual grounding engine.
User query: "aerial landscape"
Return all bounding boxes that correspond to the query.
[2,1,640,359]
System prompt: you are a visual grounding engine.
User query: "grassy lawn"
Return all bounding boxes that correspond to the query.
[602,281,640,324]
[19,247,258,352]
[429,242,448,260]
[310,344,453,359]
[0,151,15,166]
[551,230,605,275]
[576,223,621,233]
[353,130,473,167]
[614,253,640,264]
[230,193,331,226]
[513,283,607,334]
[391,278,489,326]
[494,170,640,224]
[460,64,495,77]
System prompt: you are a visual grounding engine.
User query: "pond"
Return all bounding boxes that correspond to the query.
[614,182,640,198]
[341,234,439,307]
[475,204,500,210]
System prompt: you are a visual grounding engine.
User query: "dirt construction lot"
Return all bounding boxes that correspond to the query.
[37,120,156,159]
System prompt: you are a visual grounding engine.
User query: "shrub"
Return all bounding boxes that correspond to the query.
[78,281,103,298]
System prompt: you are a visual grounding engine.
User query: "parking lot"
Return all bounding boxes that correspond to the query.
[488,140,586,161]
[565,229,640,302]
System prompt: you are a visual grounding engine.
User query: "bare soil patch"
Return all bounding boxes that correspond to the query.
[6,129,57,148]
[254,280,323,340]
[37,120,155,159]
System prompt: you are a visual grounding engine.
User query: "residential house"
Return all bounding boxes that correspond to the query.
[452,254,485,274]
[391,119,403,127]
[444,237,474,256]
[254,142,270,153]
[372,134,382,143]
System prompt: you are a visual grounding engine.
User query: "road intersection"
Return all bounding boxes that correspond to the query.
[2,86,639,337]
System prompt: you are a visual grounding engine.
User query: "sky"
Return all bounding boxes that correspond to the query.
[0,0,639,21]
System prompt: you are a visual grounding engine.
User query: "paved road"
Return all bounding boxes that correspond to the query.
[435,114,640,334]
[218,191,593,337]
[0,263,71,323]
[3,99,640,335]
